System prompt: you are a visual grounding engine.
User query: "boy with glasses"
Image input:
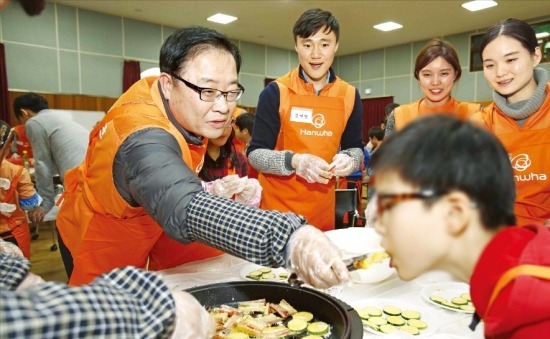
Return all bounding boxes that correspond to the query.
[369,115,550,337]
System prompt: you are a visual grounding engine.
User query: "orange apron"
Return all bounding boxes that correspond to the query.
[232,107,247,154]
[259,69,355,231]
[473,88,550,226]
[57,77,219,285]
[395,98,480,130]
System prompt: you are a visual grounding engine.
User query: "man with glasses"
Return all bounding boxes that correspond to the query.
[56,26,348,334]
[247,8,364,231]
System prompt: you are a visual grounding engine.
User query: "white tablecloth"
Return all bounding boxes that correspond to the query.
[159,254,484,338]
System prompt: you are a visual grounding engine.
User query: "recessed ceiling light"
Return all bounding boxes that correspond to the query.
[536,32,549,39]
[207,13,238,24]
[461,1,498,12]
[373,21,403,32]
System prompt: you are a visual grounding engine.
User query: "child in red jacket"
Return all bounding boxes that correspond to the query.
[369,115,550,338]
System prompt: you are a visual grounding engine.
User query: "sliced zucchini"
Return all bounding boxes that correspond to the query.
[460,304,475,312]
[247,270,263,280]
[364,306,383,317]
[362,319,379,331]
[259,267,272,273]
[386,315,406,326]
[287,318,308,332]
[451,297,468,305]
[401,310,421,320]
[355,308,370,320]
[460,293,472,302]
[379,324,398,334]
[260,272,276,280]
[368,316,387,326]
[407,319,428,330]
[429,295,446,304]
[400,325,420,335]
[278,272,289,279]
[302,336,323,339]
[307,321,329,335]
[383,305,401,316]
[441,300,460,309]
[293,311,314,322]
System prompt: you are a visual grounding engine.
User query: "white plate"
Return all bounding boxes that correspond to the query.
[421,282,474,314]
[352,298,437,337]
[325,227,384,259]
[350,258,395,284]
[239,263,289,283]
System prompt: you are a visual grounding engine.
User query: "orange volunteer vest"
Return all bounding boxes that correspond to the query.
[259,69,356,231]
[13,124,33,158]
[57,77,219,285]
[0,164,31,258]
[471,84,550,226]
[395,97,480,130]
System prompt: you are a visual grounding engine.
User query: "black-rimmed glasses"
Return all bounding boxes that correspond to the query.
[170,73,244,102]
[376,190,443,215]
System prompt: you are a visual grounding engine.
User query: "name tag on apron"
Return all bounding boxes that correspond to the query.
[290,107,313,123]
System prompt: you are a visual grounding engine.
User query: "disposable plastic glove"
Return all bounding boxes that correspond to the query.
[286,225,350,289]
[234,177,262,207]
[16,272,46,291]
[170,291,215,339]
[205,174,246,199]
[0,238,24,257]
[294,154,333,184]
[365,194,377,228]
[0,202,16,217]
[330,153,355,177]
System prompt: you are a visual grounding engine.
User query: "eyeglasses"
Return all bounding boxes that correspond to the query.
[376,190,443,216]
[170,73,244,102]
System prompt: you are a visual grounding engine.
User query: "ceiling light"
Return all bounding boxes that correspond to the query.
[207,13,237,24]
[536,32,549,39]
[373,21,403,32]
[461,1,498,12]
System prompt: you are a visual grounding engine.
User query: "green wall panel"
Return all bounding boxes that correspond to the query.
[57,5,77,50]
[266,46,290,77]
[59,51,79,94]
[81,54,122,97]
[361,49,384,80]
[239,74,264,107]
[5,43,58,92]
[240,41,265,75]
[79,9,122,55]
[124,19,162,60]
[1,2,56,47]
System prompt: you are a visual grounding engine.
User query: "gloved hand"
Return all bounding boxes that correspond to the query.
[234,177,262,207]
[365,194,378,228]
[0,238,24,257]
[205,174,246,199]
[0,202,16,217]
[330,153,355,177]
[16,272,46,291]
[28,207,47,224]
[170,291,215,339]
[286,225,350,289]
[294,154,333,184]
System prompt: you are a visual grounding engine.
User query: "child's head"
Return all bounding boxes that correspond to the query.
[369,115,516,280]
[0,120,14,163]
[235,112,254,143]
[368,126,384,147]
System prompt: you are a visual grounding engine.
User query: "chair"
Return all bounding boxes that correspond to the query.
[335,188,362,229]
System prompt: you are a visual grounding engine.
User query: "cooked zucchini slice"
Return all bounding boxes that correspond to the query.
[460,304,475,312]
[363,319,380,331]
[429,295,446,304]
[247,270,263,280]
[451,297,468,305]
[441,300,460,309]
[260,272,276,280]
[302,336,323,339]
[278,272,289,279]
[364,306,383,317]
[386,315,406,326]
[355,308,370,320]
[226,332,250,339]
[383,305,401,316]
[460,293,472,302]
[368,316,387,326]
[400,325,420,335]
[401,310,421,320]
[379,324,398,334]
[408,319,428,330]
[259,267,272,273]
[293,311,314,322]
[287,318,308,332]
[307,321,329,335]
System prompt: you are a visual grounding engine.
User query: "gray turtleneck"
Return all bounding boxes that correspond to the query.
[492,67,548,127]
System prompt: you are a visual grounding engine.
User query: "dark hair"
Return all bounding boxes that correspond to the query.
[293,8,340,42]
[385,103,400,116]
[13,93,49,120]
[368,126,385,140]
[198,129,243,181]
[235,112,254,134]
[480,18,539,58]
[414,39,461,81]
[0,120,12,148]
[370,115,516,229]
[159,26,242,76]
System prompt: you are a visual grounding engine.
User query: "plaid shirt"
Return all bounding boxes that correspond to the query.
[0,253,176,338]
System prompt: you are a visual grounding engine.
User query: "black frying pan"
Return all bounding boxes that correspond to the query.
[186,281,363,338]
